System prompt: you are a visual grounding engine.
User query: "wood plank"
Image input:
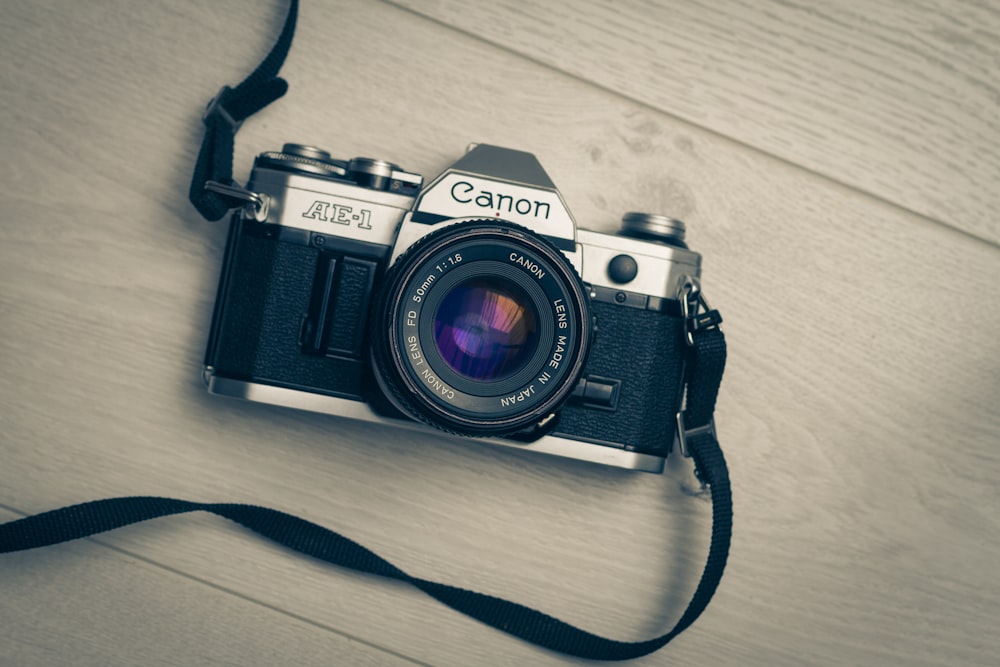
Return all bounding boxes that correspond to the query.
[392,0,1000,245]
[0,511,420,667]
[1,1,998,666]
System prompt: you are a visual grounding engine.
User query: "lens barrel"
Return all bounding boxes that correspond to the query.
[371,221,591,436]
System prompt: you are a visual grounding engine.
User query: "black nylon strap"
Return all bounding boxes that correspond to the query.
[0,433,728,661]
[188,0,298,220]
[684,327,726,430]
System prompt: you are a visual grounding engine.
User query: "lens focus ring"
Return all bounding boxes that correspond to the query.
[371,221,591,436]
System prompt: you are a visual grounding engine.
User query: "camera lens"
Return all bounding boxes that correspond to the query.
[371,221,591,436]
[433,278,539,382]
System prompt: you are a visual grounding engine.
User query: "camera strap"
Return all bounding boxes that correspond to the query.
[0,328,728,661]
[188,0,298,221]
[2,0,732,660]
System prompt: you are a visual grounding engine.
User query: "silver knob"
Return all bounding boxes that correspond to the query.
[620,212,687,248]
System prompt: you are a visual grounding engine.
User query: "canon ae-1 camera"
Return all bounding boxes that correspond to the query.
[204,143,707,472]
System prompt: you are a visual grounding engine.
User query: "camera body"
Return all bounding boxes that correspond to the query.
[204,143,703,472]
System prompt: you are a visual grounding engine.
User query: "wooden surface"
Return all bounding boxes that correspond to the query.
[1,1,997,665]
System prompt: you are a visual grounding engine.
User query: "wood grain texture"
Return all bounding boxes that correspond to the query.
[393,0,1000,245]
[0,511,417,667]
[1,1,998,666]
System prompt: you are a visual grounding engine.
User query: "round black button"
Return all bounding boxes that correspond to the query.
[607,254,638,284]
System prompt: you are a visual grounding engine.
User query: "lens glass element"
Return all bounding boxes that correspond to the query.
[433,278,538,382]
